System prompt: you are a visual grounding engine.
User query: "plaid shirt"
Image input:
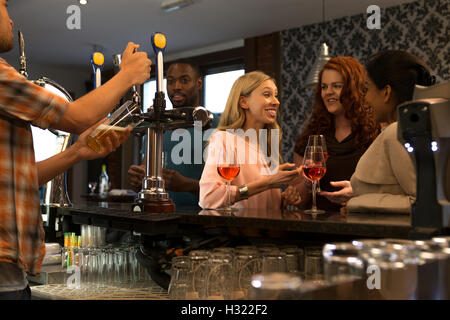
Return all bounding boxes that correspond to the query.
[0,58,67,276]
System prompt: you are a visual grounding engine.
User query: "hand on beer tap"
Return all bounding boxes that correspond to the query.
[119,42,152,86]
[53,42,151,134]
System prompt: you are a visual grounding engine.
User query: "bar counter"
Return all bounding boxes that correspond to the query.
[35,201,450,301]
[49,201,448,242]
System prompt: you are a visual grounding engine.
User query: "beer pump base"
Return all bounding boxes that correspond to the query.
[131,198,175,213]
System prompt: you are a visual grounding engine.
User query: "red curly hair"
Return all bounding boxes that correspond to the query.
[295,56,379,154]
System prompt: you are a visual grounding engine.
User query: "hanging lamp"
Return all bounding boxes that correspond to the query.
[305,0,331,88]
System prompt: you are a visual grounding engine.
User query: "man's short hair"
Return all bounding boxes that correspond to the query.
[167,59,202,79]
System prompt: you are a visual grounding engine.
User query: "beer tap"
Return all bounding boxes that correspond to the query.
[134,32,175,213]
[131,33,214,214]
[18,31,28,78]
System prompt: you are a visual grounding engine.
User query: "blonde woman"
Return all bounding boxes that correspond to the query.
[199,71,301,210]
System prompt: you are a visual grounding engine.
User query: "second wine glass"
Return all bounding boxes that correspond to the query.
[302,145,327,215]
[307,135,327,192]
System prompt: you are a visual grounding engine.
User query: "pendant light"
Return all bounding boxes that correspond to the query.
[305,0,331,88]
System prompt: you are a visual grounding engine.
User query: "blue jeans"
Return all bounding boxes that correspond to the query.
[0,286,31,300]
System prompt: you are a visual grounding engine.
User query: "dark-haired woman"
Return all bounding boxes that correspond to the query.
[294,56,379,212]
[320,50,436,214]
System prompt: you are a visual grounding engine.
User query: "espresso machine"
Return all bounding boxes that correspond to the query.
[397,81,450,230]
[131,32,213,213]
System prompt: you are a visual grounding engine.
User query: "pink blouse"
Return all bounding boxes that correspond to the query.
[199,130,282,210]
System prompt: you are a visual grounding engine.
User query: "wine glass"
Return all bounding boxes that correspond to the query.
[307,135,327,192]
[302,145,327,215]
[216,147,240,213]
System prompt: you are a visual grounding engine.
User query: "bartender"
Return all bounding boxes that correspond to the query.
[0,0,151,299]
[128,59,219,207]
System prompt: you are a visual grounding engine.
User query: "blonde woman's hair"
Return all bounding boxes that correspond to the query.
[216,71,282,161]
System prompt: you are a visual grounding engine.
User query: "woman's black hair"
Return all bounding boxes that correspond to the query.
[366,50,435,105]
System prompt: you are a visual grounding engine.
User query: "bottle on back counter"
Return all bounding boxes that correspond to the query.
[99,164,109,197]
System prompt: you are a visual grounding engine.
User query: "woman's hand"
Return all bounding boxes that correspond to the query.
[319,180,353,206]
[73,121,130,161]
[266,163,301,189]
[281,185,302,208]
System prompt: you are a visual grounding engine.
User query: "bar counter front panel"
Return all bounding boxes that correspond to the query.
[50,201,448,242]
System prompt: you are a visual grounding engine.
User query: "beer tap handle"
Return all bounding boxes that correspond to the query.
[18,30,28,78]
[91,52,104,89]
[151,32,167,94]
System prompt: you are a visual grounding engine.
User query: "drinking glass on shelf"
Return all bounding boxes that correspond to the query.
[216,146,240,213]
[168,256,191,300]
[322,242,364,283]
[206,252,233,300]
[307,135,327,192]
[302,145,327,215]
[261,251,287,273]
[305,247,324,280]
[189,250,210,300]
[233,248,261,299]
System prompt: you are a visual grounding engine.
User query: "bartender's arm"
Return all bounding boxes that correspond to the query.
[37,122,130,186]
[52,42,151,134]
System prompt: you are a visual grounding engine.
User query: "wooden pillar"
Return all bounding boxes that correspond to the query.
[244,32,283,126]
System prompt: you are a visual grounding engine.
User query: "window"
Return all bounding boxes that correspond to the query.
[143,68,244,114]
[204,69,245,113]
[143,78,173,112]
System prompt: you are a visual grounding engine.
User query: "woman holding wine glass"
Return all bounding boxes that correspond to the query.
[293,56,379,212]
[321,50,436,214]
[199,71,302,211]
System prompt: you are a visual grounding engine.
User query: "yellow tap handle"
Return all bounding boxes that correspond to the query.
[92,52,104,66]
[153,33,167,50]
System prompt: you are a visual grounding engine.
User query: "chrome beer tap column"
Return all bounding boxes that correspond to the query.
[136,32,175,213]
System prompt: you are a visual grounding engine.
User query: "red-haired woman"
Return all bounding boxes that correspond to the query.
[293,56,379,212]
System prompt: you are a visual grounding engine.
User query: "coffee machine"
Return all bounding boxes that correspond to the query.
[397,81,450,229]
[131,33,213,213]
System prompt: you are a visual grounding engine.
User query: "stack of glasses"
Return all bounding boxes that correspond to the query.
[249,236,450,300]
[62,225,152,290]
[168,244,308,300]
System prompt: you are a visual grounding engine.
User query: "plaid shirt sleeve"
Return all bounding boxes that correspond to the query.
[0,58,69,277]
[0,58,68,128]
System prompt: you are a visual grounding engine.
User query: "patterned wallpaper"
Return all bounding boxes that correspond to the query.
[280,0,449,162]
